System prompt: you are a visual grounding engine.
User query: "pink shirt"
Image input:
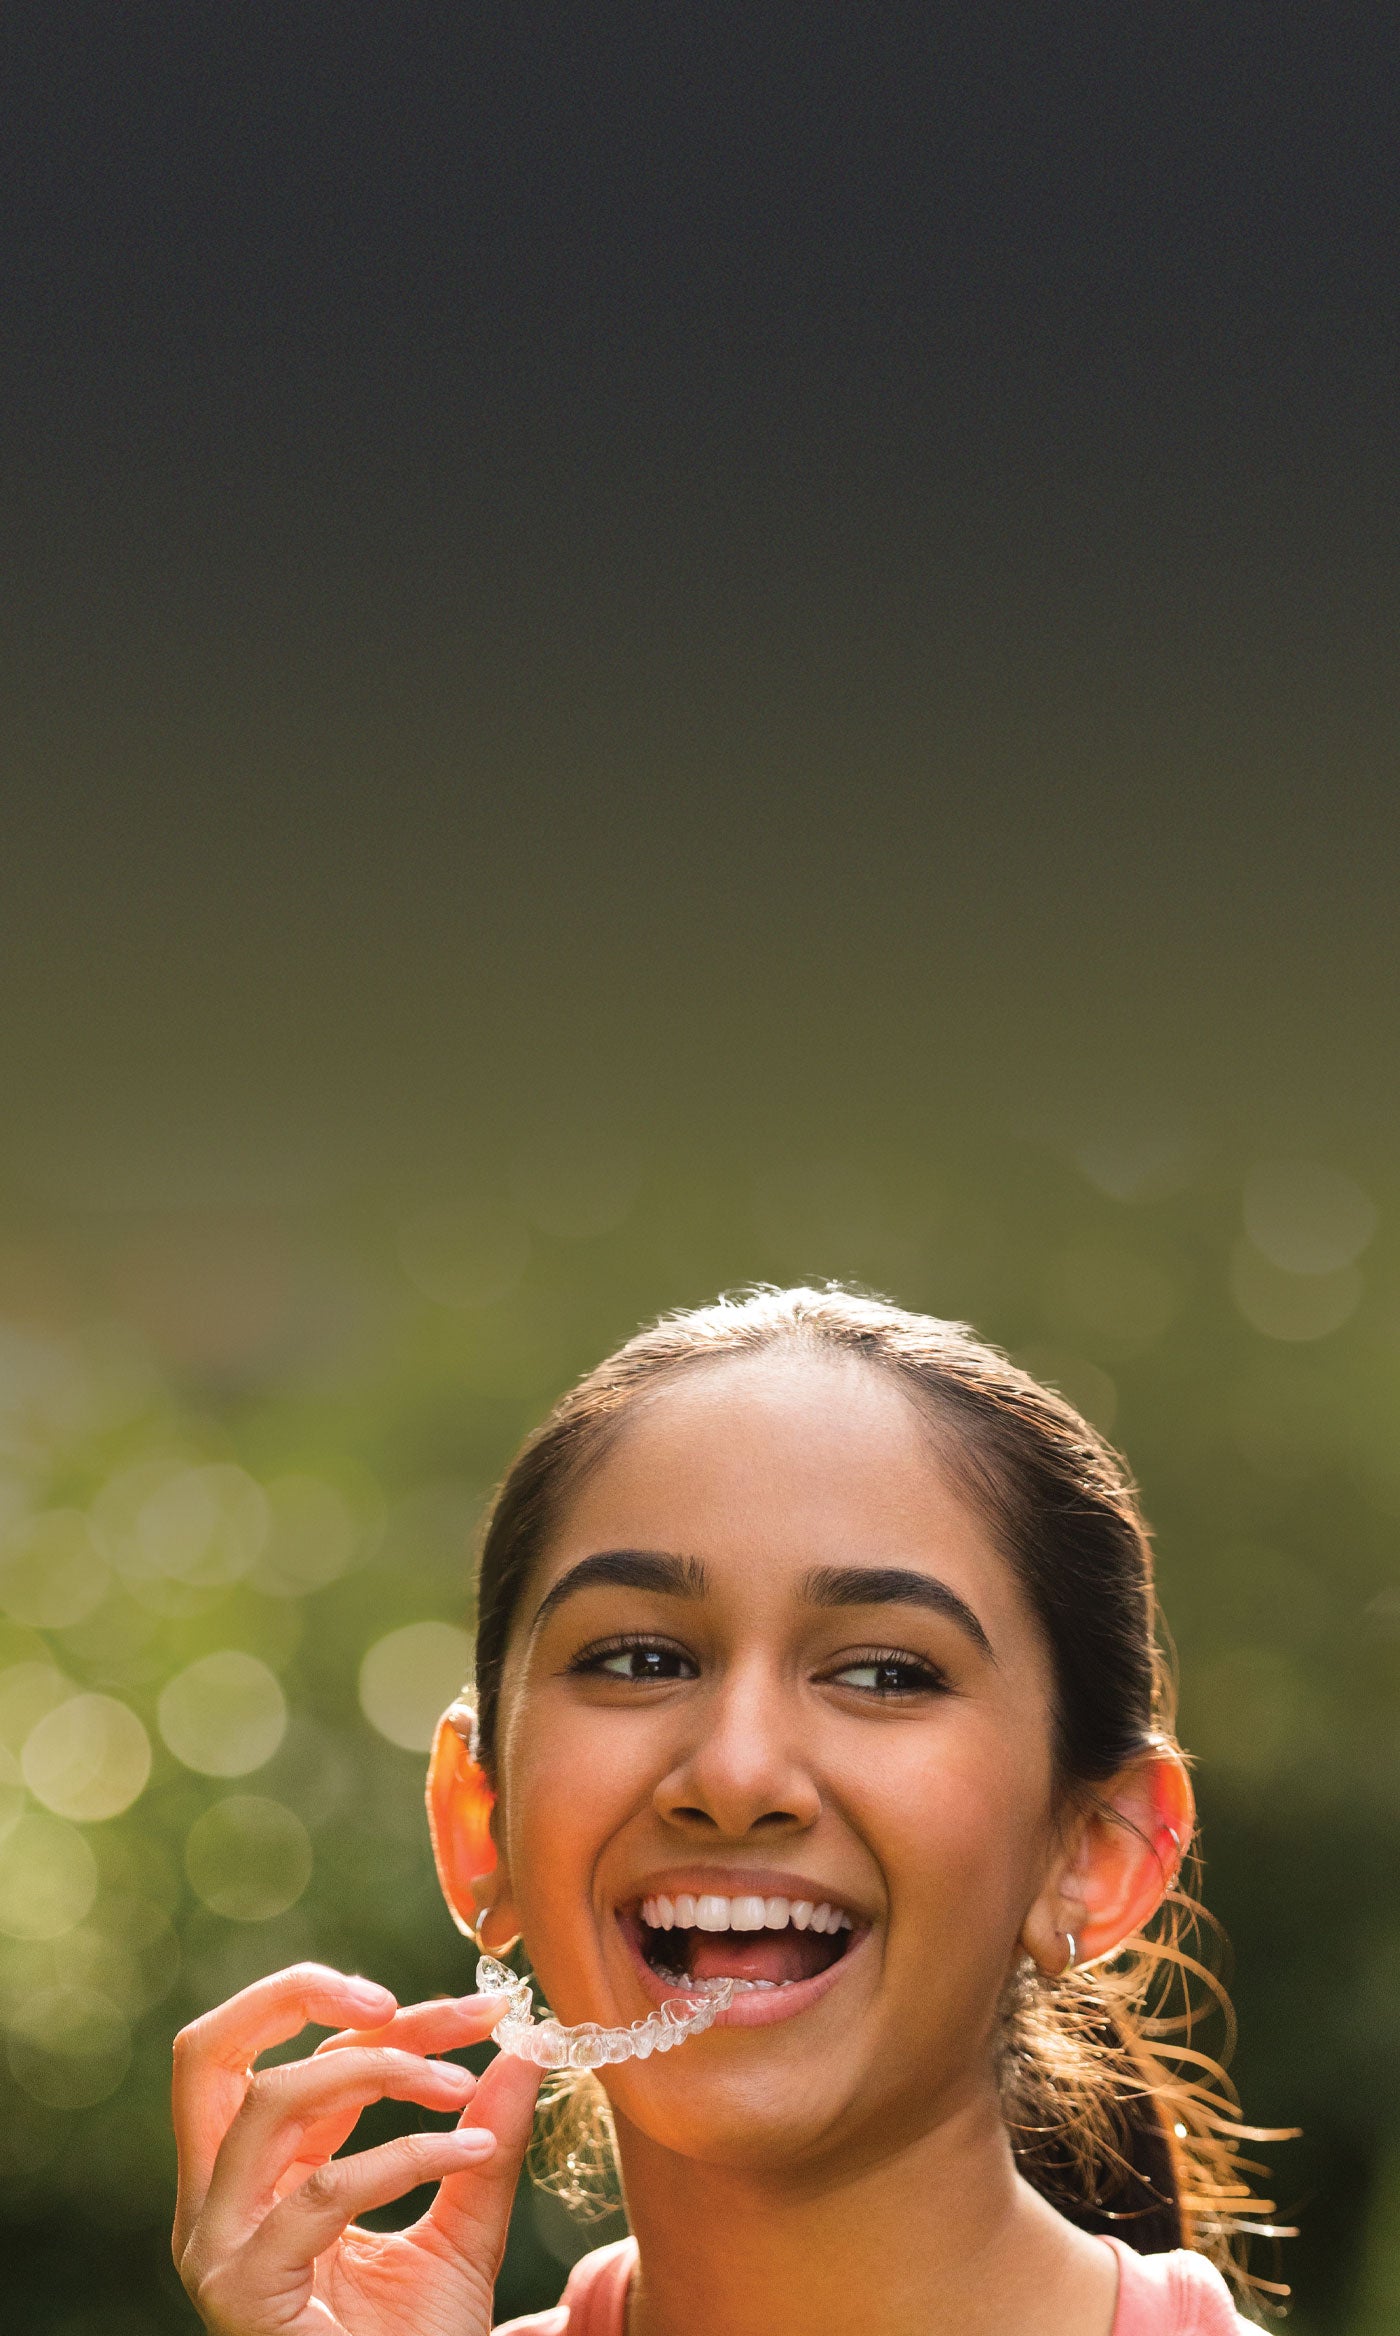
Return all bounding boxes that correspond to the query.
[495,2232,1252,2335]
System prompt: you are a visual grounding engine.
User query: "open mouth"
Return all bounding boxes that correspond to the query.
[624,1888,860,1995]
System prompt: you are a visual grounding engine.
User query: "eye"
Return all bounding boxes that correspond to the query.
[568,1634,699,1684]
[824,1651,948,1698]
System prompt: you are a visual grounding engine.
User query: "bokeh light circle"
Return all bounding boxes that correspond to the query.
[0,1663,78,1754]
[0,1812,100,1939]
[1229,1243,1362,1342]
[252,1473,360,1597]
[6,1983,132,2109]
[93,1459,269,1594]
[22,1693,152,1822]
[1242,1160,1377,1276]
[358,1620,473,1753]
[60,1913,178,2020]
[184,1795,313,1921]
[136,1462,270,1589]
[0,1508,111,1629]
[0,1744,24,1844]
[76,1892,183,2016]
[158,1652,288,1777]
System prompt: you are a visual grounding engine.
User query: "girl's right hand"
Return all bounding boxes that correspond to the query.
[172,1963,544,2336]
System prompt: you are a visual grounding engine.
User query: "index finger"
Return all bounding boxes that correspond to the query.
[176,1964,398,2081]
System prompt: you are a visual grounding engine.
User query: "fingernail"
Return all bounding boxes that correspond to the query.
[436,2063,476,2090]
[458,1990,508,2010]
[446,2126,496,2156]
[348,1979,396,2015]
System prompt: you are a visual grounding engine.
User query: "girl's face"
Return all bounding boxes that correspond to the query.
[490,1353,1066,2176]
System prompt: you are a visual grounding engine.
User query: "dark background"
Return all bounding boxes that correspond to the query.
[0,8,1397,2331]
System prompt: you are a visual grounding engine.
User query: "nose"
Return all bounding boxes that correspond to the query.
[652,1661,822,1838]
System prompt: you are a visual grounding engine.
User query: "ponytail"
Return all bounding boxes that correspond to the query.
[1001,1876,1293,2301]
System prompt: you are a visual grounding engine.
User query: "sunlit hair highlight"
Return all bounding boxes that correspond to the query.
[469,1285,1292,2310]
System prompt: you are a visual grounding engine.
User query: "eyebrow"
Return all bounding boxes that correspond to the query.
[798,1564,995,1661]
[527,1548,707,1638]
[527,1548,994,1661]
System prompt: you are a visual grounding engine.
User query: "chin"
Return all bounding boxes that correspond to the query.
[604,2059,865,2174]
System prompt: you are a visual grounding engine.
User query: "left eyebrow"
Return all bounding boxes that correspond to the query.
[798,1565,996,1662]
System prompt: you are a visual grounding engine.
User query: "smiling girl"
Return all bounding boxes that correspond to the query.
[172,1288,1285,2336]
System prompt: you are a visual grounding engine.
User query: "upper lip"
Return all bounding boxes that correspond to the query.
[618,1867,872,1923]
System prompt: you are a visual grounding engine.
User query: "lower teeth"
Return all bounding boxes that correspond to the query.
[655,1969,781,1992]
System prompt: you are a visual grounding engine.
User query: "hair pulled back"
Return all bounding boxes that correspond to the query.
[470,1286,1288,2305]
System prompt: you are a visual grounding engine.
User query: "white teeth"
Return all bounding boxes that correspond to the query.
[638,1890,854,1934]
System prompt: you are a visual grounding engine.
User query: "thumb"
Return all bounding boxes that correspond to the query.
[424,2048,545,2263]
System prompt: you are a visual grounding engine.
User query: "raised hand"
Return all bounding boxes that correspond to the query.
[172,1963,543,2336]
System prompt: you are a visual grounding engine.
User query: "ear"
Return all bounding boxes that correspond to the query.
[1020,1745,1194,1973]
[425,1703,522,1952]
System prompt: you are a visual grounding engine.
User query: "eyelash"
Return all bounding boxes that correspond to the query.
[566,1633,697,1684]
[566,1634,950,1699]
[820,1647,951,1699]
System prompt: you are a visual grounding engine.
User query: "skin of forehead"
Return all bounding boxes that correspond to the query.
[499,1347,1055,1727]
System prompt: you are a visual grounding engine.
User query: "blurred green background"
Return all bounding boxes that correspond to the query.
[4,9,1400,2330]
[0,1139,1396,2331]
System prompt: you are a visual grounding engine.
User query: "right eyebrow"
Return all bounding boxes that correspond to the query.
[526,1548,709,1640]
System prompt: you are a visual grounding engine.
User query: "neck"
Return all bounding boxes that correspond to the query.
[613,2087,1118,2336]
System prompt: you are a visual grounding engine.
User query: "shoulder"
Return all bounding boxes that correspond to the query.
[1103,2238,1257,2334]
[495,2238,639,2336]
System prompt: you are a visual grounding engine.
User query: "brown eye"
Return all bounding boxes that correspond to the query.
[829,1655,946,1697]
[572,1637,698,1683]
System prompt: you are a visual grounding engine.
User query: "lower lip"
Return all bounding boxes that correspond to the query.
[619,1915,871,2029]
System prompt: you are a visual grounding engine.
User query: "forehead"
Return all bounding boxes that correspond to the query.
[538,1350,1022,1622]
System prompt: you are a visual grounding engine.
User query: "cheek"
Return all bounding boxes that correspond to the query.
[498,1698,643,1933]
[868,1703,1055,1936]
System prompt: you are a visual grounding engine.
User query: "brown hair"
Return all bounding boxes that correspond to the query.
[470,1286,1291,2306]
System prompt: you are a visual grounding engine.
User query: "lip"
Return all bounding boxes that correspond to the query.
[615,1867,875,2031]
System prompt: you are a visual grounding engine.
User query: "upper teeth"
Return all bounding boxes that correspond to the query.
[639,1892,853,1935]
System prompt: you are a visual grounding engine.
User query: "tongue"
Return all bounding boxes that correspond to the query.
[687,1930,834,1987]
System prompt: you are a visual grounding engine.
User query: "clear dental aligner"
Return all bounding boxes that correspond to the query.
[476,1954,736,2069]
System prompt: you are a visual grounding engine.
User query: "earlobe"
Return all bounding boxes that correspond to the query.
[426,1702,518,1946]
[1019,1894,1081,1977]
